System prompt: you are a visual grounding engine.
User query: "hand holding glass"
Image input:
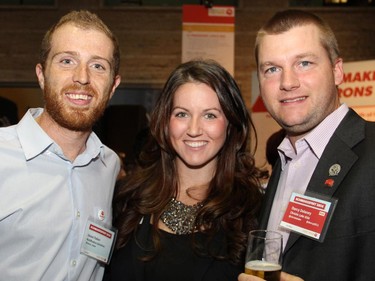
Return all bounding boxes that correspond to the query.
[245,230,283,281]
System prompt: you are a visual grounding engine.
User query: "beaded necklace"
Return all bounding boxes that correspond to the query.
[160,198,203,235]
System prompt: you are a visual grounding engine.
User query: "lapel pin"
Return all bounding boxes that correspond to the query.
[329,164,341,176]
[324,179,335,187]
[98,209,105,221]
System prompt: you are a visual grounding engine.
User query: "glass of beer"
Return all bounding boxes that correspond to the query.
[245,230,283,281]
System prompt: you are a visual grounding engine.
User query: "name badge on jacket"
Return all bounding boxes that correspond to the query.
[280,192,337,242]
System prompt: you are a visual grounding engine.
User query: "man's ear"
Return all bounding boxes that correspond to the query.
[110,74,121,99]
[36,63,45,90]
[333,58,344,86]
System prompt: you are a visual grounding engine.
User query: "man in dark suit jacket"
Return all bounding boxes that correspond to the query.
[0,96,18,126]
[239,9,375,281]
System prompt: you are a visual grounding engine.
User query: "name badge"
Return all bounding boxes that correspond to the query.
[280,192,337,242]
[80,218,117,264]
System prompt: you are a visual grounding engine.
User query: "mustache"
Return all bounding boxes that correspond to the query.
[61,84,97,96]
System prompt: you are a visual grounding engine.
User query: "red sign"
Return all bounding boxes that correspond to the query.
[280,193,334,240]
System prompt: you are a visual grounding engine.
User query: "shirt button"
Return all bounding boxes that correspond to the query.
[71,260,77,267]
[76,211,80,218]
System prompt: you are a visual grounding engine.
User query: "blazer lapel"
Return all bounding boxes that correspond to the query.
[284,109,365,252]
[259,160,282,230]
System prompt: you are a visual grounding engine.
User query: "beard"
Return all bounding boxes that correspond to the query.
[43,82,110,132]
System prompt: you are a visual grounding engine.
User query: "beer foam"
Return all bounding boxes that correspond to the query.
[245,260,282,272]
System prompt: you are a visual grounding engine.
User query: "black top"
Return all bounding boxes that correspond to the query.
[104,216,242,281]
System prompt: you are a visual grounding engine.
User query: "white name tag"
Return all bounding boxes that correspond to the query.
[280,192,337,242]
[80,218,117,264]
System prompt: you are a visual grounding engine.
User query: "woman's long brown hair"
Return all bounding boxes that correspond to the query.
[113,59,263,265]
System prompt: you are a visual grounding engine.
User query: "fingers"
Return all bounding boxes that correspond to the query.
[280,272,304,281]
[238,273,265,281]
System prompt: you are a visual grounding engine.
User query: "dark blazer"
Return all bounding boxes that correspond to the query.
[259,109,375,281]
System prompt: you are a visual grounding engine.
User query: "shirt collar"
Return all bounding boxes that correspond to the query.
[76,130,106,166]
[278,103,349,169]
[16,108,106,164]
[17,108,53,160]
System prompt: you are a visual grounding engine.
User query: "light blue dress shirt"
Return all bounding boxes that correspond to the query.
[0,108,120,281]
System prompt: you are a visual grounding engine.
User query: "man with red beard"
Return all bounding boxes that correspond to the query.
[0,10,121,281]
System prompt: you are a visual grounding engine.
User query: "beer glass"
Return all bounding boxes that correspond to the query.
[245,230,283,281]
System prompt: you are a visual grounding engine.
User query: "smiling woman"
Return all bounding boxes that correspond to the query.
[105,59,265,281]
[169,82,228,171]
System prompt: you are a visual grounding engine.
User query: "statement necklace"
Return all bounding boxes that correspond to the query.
[161,198,203,235]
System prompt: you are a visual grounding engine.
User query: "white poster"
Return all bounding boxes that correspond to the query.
[182,5,235,75]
